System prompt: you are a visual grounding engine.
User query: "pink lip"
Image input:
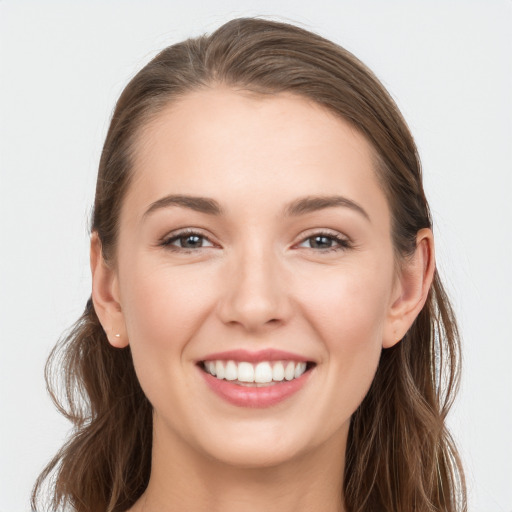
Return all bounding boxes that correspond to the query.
[197,364,314,408]
[199,348,312,363]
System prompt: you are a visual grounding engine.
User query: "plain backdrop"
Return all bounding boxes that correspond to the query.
[1,1,511,511]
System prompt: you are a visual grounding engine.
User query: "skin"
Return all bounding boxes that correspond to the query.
[91,87,435,512]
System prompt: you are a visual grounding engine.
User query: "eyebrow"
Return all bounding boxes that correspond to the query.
[143,194,370,221]
[283,195,370,221]
[144,195,224,217]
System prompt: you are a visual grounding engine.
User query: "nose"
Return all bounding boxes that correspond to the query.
[217,241,292,333]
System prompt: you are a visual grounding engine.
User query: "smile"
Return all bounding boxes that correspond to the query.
[196,348,316,407]
[201,360,311,385]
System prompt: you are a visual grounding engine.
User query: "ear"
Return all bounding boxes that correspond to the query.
[382,228,435,349]
[90,232,129,348]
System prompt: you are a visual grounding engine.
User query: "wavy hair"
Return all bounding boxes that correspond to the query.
[32,17,466,512]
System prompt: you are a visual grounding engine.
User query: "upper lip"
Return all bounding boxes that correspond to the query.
[199,349,314,364]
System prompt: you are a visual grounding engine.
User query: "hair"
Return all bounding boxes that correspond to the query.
[32,17,466,512]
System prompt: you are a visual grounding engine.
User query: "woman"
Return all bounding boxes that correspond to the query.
[32,17,466,512]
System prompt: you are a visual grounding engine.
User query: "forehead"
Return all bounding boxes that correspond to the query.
[123,87,388,224]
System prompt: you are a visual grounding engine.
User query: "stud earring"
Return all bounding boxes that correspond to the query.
[115,333,121,338]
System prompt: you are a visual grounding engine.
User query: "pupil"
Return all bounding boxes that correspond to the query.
[183,235,201,248]
[312,236,331,248]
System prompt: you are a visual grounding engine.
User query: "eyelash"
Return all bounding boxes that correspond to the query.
[299,232,352,252]
[159,228,352,254]
[160,229,215,253]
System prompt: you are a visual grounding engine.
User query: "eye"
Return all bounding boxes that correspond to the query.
[297,231,351,253]
[160,229,215,252]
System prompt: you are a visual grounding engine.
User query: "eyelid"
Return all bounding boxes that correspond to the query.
[159,227,352,253]
[296,227,350,242]
[294,229,352,252]
[160,228,217,251]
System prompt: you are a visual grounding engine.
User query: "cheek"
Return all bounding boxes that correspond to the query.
[118,260,217,392]
[287,283,384,438]
[121,260,214,341]
[301,261,392,349]
[297,261,392,406]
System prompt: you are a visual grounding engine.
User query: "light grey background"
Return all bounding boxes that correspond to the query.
[1,1,511,511]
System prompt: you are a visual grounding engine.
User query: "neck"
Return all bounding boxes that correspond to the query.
[132,421,348,512]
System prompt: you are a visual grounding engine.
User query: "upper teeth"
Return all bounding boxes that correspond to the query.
[203,360,308,383]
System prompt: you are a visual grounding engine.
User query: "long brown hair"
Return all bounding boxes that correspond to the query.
[32,17,466,512]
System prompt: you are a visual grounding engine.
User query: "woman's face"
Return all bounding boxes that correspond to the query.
[107,88,403,467]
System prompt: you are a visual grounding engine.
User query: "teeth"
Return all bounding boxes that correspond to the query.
[284,361,295,381]
[215,360,225,379]
[225,360,237,381]
[294,362,307,378]
[238,362,254,382]
[203,360,309,384]
[254,362,273,383]
[206,361,216,376]
[272,362,285,381]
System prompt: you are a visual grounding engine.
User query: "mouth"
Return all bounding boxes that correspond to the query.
[195,348,317,407]
[197,359,317,387]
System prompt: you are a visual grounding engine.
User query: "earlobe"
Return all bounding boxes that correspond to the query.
[382,228,435,348]
[90,232,129,348]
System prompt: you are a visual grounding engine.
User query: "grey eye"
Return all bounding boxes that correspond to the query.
[177,234,204,248]
[162,230,215,251]
[306,235,336,249]
[297,232,351,253]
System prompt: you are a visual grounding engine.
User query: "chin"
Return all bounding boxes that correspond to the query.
[202,439,305,469]
[192,419,327,470]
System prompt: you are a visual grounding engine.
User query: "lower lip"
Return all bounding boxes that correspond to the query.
[198,365,314,408]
